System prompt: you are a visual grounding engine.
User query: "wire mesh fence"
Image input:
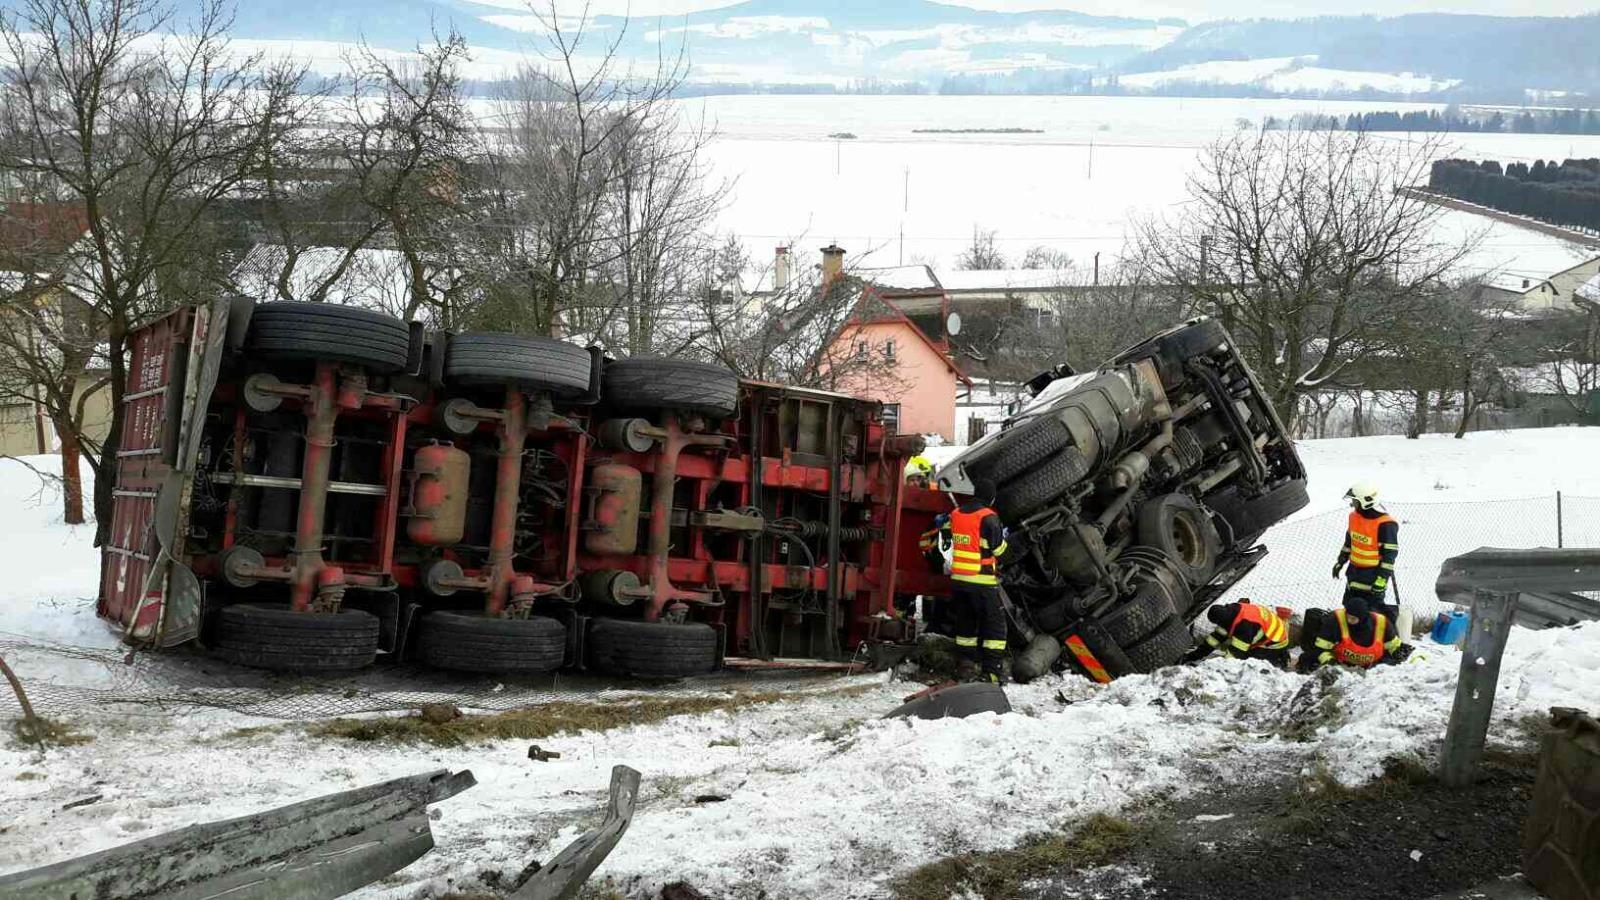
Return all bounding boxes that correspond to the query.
[1231,493,1600,625]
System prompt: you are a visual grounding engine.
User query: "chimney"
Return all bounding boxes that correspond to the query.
[774,245,791,291]
[820,243,846,283]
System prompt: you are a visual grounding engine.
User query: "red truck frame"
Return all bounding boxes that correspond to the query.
[98,297,948,678]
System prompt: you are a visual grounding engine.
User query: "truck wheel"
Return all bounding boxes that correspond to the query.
[603,358,739,419]
[1100,581,1178,647]
[418,611,566,674]
[587,619,718,678]
[247,302,411,374]
[967,414,1072,486]
[445,333,593,398]
[1123,616,1194,675]
[1205,479,1309,546]
[214,603,379,673]
[1137,493,1221,586]
[995,447,1090,520]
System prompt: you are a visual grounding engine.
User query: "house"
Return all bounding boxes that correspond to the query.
[1483,256,1600,311]
[823,248,972,443]
[0,202,113,458]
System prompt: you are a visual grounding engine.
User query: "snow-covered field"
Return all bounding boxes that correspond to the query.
[672,95,1600,273]
[3,430,1600,898]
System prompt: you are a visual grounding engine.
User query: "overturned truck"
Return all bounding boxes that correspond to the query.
[938,318,1309,681]
[98,297,946,677]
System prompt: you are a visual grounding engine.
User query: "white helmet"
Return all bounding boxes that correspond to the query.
[1345,480,1380,511]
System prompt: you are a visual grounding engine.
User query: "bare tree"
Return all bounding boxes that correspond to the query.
[0,0,298,540]
[1528,302,1600,425]
[1134,128,1479,428]
[957,225,1006,270]
[1020,245,1072,271]
[465,2,725,350]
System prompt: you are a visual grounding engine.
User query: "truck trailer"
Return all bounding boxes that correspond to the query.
[98,296,947,677]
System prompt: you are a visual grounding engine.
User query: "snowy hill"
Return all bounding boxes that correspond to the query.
[203,1,1598,97]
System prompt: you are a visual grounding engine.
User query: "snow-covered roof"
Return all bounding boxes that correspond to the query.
[937,268,1080,292]
[857,265,939,292]
[1579,273,1600,304]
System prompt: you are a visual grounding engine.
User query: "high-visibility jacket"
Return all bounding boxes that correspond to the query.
[948,505,1006,586]
[1345,510,1397,570]
[1228,602,1290,654]
[1330,611,1393,667]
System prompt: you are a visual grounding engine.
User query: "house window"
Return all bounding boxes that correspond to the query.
[855,340,868,360]
[882,403,901,432]
[884,338,897,361]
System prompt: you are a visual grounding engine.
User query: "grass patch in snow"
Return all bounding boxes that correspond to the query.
[10,715,92,748]
[893,813,1142,900]
[307,689,838,747]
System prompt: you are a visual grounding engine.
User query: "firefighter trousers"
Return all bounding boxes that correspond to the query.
[1344,568,1399,622]
[951,582,1008,680]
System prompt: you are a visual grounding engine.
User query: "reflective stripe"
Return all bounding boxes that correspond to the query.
[1317,651,1334,664]
[1347,581,1373,592]
[1231,602,1290,652]
[1064,635,1112,684]
[1347,511,1395,568]
[1205,632,1222,648]
[952,550,983,560]
[949,507,999,583]
[1228,636,1253,652]
[991,539,1009,557]
[981,639,1008,651]
[952,572,999,585]
[955,636,978,647]
[1314,637,1337,650]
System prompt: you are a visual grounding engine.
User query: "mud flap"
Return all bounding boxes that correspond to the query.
[1062,619,1133,682]
[0,769,476,900]
[884,682,1011,720]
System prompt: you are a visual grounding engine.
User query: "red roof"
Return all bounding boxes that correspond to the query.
[0,202,90,259]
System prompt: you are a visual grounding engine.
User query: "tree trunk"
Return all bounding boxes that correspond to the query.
[93,322,128,548]
[1406,388,1429,439]
[57,423,85,525]
[1455,385,1475,439]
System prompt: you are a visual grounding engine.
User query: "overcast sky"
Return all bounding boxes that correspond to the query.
[474,0,1600,22]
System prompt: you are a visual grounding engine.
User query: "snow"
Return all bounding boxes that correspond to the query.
[938,267,1082,291]
[4,431,1600,896]
[1579,272,1600,303]
[1119,57,1460,95]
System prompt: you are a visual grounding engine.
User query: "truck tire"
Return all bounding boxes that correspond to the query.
[1123,616,1194,675]
[966,415,1072,486]
[246,302,411,374]
[445,333,593,398]
[418,611,566,674]
[995,447,1091,520]
[1100,582,1178,647]
[603,358,739,419]
[1136,493,1221,587]
[587,619,718,678]
[1206,479,1310,546]
[214,603,379,673]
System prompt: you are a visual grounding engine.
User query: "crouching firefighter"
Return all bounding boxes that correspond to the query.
[1332,480,1400,624]
[945,476,1010,683]
[1183,599,1291,668]
[1300,597,1407,672]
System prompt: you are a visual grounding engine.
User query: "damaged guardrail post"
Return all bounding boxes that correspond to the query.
[1439,587,1517,787]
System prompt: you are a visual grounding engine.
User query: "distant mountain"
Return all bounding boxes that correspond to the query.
[213,2,1597,99]
[1121,14,1600,100]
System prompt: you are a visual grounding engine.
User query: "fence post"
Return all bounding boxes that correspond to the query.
[1557,491,1564,549]
[1439,587,1518,786]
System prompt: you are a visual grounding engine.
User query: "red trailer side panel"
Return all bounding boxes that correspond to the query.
[98,307,192,642]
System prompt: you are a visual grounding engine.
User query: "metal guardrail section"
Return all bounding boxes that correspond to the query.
[1434,548,1600,786]
[0,769,476,900]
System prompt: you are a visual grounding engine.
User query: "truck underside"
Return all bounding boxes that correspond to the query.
[938,317,1309,681]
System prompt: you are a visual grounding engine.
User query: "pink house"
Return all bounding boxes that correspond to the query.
[828,277,970,443]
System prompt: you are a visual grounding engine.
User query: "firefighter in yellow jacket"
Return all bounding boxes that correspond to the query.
[942,475,1010,683]
[1332,480,1400,623]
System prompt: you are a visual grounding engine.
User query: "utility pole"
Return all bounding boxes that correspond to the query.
[835,139,841,176]
[899,224,904,266]
[903,166,909,212]
[1087,136,1095,180]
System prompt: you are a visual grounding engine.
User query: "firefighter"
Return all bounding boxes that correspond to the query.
[1183,599,1291,668]
[1300,596,1406,672]
[1332,480,1400,624]
[905,455,935,488]
[944,475,1010,683]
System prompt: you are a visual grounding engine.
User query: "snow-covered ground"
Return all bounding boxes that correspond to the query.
[3,431,1600,898]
